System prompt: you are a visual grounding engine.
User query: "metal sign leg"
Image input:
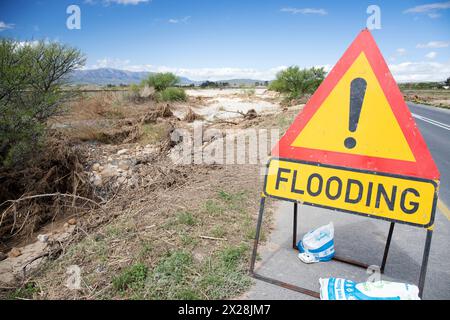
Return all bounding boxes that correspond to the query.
[293,202,298,249]
[249,197,321,298]
[250,198,433,300]
[250,196,266,274]
[418,229,433,299]
[380,222,395,274]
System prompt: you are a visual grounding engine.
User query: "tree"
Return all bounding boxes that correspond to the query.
[0,39,85,167]
[143,72,179,91]
[446,77,450,86]
[200,81,217,88]
[269,66,326,99]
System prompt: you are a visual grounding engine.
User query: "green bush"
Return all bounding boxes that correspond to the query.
[143,72,179,91]
[158,87,187,102]
[177,211,196,226]
[127,83,142,102]
[0,39,85,167]
[8,282,39,300]
[269,66,326,100]
[112,263,149,292]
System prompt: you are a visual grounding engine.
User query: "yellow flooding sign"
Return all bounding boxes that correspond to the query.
[264,159,438,228]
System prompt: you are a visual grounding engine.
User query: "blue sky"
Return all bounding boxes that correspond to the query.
[1,0,449,81]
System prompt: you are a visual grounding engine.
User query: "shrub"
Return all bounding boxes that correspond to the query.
[269,66,326,100]
[129,83,140,97]
[158,87,187,102]
[143,72,179,91]
[112,263,149,292]
[176,211,196,226]
[0,39,85,167]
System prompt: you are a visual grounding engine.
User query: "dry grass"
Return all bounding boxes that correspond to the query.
[183,107,204,122]
[56,94,178,145]
[0,90,294,300]
[65,92,128,121]
[25,163,271,300]
[403,89,450,109]
[0,134,94,252]
[139,122,173,146]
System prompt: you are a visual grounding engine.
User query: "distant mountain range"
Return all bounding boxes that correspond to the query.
[69,68,265,86]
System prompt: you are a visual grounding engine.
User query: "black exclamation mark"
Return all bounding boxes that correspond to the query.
[344,78,367,149]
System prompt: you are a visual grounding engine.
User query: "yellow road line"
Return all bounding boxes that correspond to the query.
[437,199,450,221]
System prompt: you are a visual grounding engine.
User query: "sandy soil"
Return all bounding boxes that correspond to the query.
[0,88,301,300]
[173,88,281,121]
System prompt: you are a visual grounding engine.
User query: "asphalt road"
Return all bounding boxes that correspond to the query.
[408,102,450,205]
[245,102,450,300]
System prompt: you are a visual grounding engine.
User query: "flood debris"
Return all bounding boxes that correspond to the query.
[183,107,204,122]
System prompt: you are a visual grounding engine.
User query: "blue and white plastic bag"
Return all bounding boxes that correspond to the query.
[319,278,420,300]
[297,222,335,264]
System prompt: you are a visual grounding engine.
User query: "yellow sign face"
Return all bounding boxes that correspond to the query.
[264,159,438,228]
[291,53,414,161]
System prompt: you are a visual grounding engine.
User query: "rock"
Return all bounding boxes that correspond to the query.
[8,248,22,258]
[0,252,6,261]
[92,163,101,171]
[68,218,77,225]
[55,225,76,242]
[117,176,127,185]
[37,234,49,243]
[107,157,113,162]
[100,165,118,178]
[93,174,103,186]
[118,160,130,171]
[245,109,257,119]
[117,149,128,156]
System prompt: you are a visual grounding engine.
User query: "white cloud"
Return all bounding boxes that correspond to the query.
[88,58,449,83]
[404,1,450,18]
[390,48,407,61]
[87,58,335,81]
[90,58,132,69]
[88,59,288,80]
[0,21,15,31]
[85,0,150,5]
[404,1,450,13]
[168,16,191,24]
[416,41,450,48]
[396,48,407,56]
[389,61,450,82]
[16,40,40,48]
[151,66,291,81]
[107,0,149,4]
[281,7,328,16]
[425,51,438,59]
[427,12,441,18]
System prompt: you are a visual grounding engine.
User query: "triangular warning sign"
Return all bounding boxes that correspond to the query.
[272,29,440,181]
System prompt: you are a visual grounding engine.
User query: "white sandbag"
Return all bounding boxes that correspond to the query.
[297,222,335,263]
[319,278,420,300]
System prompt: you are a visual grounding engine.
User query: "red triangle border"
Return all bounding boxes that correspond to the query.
[272,29,440,181]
